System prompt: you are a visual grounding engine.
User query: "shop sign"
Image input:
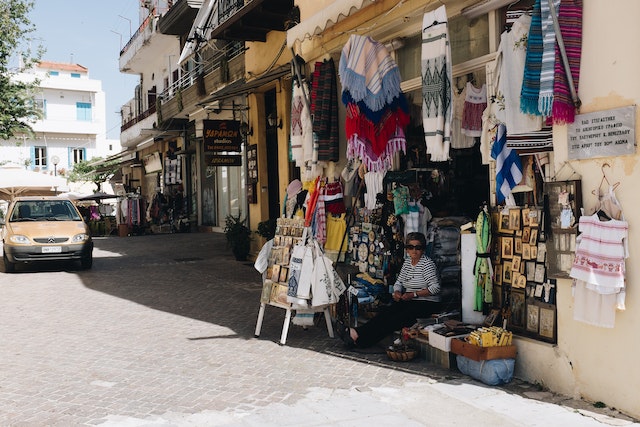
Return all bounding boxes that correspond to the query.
[208,154,243,167]
[567,105,636,160]
[203,119,242,152]
[143,151,162,174]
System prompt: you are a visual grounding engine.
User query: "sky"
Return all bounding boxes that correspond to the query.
[29,0,142,140]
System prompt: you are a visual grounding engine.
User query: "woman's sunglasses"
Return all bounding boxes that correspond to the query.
[405,244,424,251]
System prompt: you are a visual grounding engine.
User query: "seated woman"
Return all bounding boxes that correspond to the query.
[342,232,441,349]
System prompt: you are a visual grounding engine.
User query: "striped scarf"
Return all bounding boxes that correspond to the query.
[551,0,583,124]
[520,0,543,115]
[311,59,339,162]
[491,124,523,204]
[538,0,560,116]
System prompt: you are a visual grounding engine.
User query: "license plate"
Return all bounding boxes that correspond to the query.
[42,246,62,253]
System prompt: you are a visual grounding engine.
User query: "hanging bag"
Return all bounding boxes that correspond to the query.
[287,228,313,304]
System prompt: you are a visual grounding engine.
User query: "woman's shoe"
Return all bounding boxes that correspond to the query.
[341,327,356,349]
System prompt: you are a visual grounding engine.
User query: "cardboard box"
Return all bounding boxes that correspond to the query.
[450,338,517,361]
[428,329,470,352]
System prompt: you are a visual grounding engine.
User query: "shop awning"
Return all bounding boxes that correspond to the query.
[178,0,217,65]
[286,0,377,47]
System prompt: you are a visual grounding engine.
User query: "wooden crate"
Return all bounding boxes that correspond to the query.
[450,338,517,361]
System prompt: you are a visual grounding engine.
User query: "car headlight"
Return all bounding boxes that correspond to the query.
[72,233,90,243]
[9,235,30,244]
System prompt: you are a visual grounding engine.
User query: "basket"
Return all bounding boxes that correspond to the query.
[386,348,418,362]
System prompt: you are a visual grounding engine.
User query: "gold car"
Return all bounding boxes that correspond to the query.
[1,196,93,272]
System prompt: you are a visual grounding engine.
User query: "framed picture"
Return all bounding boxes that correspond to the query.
[512,271,521,287]
[522,243,531,260]
[499,211,514,234]
[536,242,546,262]
[539,306,556,341]
[511,255,522,272]
[270,264,281,282]
[260,280,273,303]
[528,209,540,227]
[503,260,512,284]
[529,228,539,246]
[526,261,537,281]
[494,264,503,285]
[534,284,544,298]
[514,237,523,255]
[522,227,531,244]
[516,274,527,289]
[527,303,540,333]
[279,266,289,283]
[509,290,526,330]
[530,245,538,260]
[534,264,546,283]
[509,208,521,230]
[522,208,531,226]
[501,236,514,259]
[484,309,501,327]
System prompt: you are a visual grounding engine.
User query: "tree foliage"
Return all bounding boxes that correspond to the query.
[68,158,121,189]
[0,0,44,140]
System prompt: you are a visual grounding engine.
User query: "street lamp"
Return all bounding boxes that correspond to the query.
[51,155,60,176]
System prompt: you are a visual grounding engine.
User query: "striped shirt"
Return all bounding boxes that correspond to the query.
[393,255,441,302]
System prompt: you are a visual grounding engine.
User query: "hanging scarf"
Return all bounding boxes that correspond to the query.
[520,0,543,115]
[345,101,410,157]
[339,34,402,112]
[421,5,452,162]
[474,209,492,311]
[346,128,406,173]
[311,59,339,162]
[538,0,561,116]
[551,0,583,124]
[290,81,313,167]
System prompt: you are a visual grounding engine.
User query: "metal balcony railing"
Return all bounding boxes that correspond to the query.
[219,0,245,24]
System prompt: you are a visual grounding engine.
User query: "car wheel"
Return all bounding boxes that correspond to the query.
[3,252,15,273]
[81,253,93,270]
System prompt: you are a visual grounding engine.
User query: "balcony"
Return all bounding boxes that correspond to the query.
[158,0,203,35]
[119,13,177,74]
[208,0,296,42]
[120,105,158,149]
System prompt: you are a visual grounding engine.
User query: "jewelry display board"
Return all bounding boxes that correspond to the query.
[543,180,582,278]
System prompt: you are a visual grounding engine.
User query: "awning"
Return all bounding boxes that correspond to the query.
[178,0,217,65]
[198,65,291,107]
[286,0,377,47]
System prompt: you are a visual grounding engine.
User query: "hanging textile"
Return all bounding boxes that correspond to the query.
[290,81,313,167]
[494,13,542,135]
[339,34,408,173]
[421,5,452,162]
[491,124,523,204]
[520,0,543,115]
[551,0,583,124]
[538,0,561,116]
[461,82,487,137]
[451,84,475,149]
[311,59,339,162]
[474,208,492,311]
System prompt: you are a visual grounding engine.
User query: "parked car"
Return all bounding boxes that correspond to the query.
[1,196,93,272]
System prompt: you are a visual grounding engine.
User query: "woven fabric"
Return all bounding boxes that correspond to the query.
[538,0,561,116]
[520,0,543,115]
[311,59,339,162]
[421,5,452,162]
[290,81,313,167]
[491,124,523,204]
[339,34,402,112]
[551,0,583,124]
[345,101,410,157]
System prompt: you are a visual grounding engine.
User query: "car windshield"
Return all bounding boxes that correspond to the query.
[9,201,82,222]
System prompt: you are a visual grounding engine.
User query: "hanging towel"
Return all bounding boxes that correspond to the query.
[290,81,313,167]
[491,124,523,204]
[538,0,561,116]
[520,0,543,115]
[311,59,339,162]
[421,5,452,162]
[551,0,583,124]
[339,35,402,112]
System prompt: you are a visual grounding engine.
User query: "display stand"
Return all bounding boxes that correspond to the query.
[253,217,335,345]
[254,301,334,345]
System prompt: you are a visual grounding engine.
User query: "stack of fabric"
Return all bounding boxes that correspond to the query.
[339,34,410,173]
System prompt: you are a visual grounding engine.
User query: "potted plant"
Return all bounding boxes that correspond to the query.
[224,213,252,261]
[256,218,277,241]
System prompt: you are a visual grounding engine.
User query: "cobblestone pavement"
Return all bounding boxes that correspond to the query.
[0,232,637,426]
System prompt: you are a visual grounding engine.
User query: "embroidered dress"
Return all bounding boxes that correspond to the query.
[421,5,452,162]
[570,214,628,328]
[451,85,475,149]
[461,83,486,137]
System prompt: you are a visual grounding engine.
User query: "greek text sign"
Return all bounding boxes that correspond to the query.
[567,106,636,159]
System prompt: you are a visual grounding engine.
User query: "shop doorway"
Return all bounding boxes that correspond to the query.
[265,89,281,221]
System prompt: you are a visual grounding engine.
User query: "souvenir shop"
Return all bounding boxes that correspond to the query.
[257,0,629,365]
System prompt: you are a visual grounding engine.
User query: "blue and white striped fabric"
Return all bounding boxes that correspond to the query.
[491,124,523,203]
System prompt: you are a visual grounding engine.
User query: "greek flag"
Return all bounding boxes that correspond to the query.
[491,124,523,203]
